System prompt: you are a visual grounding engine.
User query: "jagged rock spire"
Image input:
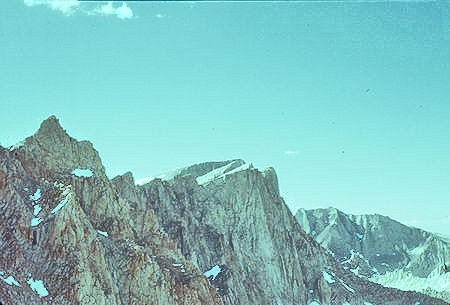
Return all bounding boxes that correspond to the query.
[18,115,106,176]
[37,115,65,135]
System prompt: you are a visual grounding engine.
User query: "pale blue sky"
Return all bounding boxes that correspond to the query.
[1,1,449,235]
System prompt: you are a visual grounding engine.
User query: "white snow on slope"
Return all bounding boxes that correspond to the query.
[0,272,21,286]
[97,230,108,237]
[196,161,245,185]
[371,268,450,296]
[339,278,355,293]
[135,169,189,186]
[51,197,69,214]
[71,168,93,178]
[309,302,321,305]
[204,265,221,280]
[27,278,48,297]
[364,302,374,305]
[135,176,155,185]
[136,160,250,186]
[323,271,335,283]
[136,166,192,185]
[29,189,41,201]
[33,205,41,216]
[31,217,43,226]
[197,162,252,185]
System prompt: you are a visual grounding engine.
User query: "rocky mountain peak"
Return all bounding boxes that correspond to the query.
[2,121,448,305]
[35,115,67,140]
[12,116,106,176]
[295,207,450,303]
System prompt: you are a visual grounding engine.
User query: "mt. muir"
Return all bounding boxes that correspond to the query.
[0,116,448,305]
[295,208,450,303]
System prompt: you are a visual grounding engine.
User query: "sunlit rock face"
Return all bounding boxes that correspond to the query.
[295,207,450,303]
[0,117,223,305]
[132,164,448,305]
[0,116,448,305]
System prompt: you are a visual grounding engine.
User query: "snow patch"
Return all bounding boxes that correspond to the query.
[29,189,41,201]
[31,218,43,226]
[97,230,108,237]
[309,302,321,305]
[350,267,359,275]
[322,271,335,283]
[364,302,374,305]
[0,273,21,287]
[33,205,42,216]
[196,161,250,185]
[220,163,253,179]
[71,168,93,178]
[135,177,155,185]
[51,197,69,214]
[371,269,450,297]
[338,278,355,293]
[49,184,72,214]
[27,278,48,297]
[204,265,221,280]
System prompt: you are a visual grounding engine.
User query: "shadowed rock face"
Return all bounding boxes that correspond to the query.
[295,207,450,303]
[1,116,448,305]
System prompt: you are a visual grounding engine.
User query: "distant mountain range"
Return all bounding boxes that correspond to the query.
[0,116,448,304]
[296,207,450,302]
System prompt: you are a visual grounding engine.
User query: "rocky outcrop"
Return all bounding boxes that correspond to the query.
[295,207,450,302]
[1,116,448,305]
[0,117,223,305]
[132,163,448,305]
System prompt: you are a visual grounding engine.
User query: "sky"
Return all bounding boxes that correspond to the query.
[1,0,449,235]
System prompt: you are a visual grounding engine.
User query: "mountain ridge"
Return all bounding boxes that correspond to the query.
[295,207,450,302]
[0,116,448,305]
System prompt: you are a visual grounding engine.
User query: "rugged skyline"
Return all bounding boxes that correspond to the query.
[2,1,450,236]
[1,116,448,304]
[295,207,450,302]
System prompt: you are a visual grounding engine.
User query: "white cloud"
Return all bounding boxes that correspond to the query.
[116,3,133,19]
[155,13,165,19]
[95,2,133,19]
[24,0,80,15]
[284,151,299,156]
[23,0,134,19]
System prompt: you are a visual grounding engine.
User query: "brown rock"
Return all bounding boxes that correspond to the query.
[0,169,6,189]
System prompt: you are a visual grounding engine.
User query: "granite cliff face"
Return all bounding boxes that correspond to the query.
[0,116,448,305]
[0,116,223,305]
[295,207,450,302]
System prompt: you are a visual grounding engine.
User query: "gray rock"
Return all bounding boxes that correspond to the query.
[0,116,447,305]
[0,116,224,305]
[295,207,450,302]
